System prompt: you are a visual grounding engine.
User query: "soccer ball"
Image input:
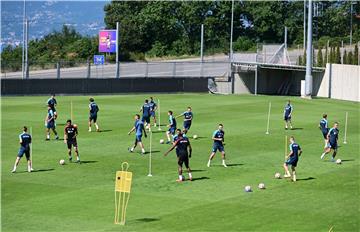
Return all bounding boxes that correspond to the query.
[160,139,165,144]
[274,173,281,179]
[193,135,198,139]
[59,159,65,165]
[244,185,252,192]
[258,183,266,189]
[73,124,78,128]
[336,159,342,164]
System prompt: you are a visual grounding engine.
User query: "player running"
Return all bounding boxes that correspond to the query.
[45,106,59,140]
[321,122,339,161]
[12,126,33,173]
[140,99,151,130]
[284,100,293,130]
[128,114,147,154]
[166,110,177,144]
[47,94,58,119]
[164,129,193,182]
[149,97,157,127]
[207,124,227,168]
[88,98,100,132]
[176,106,193,134]
[319,114,329,148]
[64,119,80,163]
[283,136,302,182]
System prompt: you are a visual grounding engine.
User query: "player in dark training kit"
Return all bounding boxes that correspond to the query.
[283,100,293,130]
[12,126,33,173]
[149,97,157,127]
[47,94,58,119]
[283,136,302,182]
[166,111,177,144]
[128,114,147,154]
[321,122,339,161]
[164,129,193,182]
[319,114,329,148]
[88,98,100,132]
[207,124,227,168]
[45,106,59,140]
[64,119,80,163]
[176,106,193,134]
[140,99,151,130]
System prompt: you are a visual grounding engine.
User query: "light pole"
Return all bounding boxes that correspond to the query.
[22,0,26,79]
[303,0,306,52]
[350,2,355,46]
[229,0,234,61]
[305,0,313,97]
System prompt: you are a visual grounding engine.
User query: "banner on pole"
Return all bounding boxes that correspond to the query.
[99,30,117,53]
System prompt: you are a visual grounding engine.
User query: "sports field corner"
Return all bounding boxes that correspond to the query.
[1,93,359,232]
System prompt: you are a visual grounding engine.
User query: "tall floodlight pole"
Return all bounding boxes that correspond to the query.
[116,22,120,78]
[305,0,313,97]
[200,24,204,62]
[22,0,26,79]
[229,0,234,61]
[350,2,353,46]
[25,19,29,78]
[303,0,306,52]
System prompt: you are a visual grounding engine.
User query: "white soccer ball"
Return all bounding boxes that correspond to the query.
[336,159,342,164]
[193,135,198,139]
[59,159,65,165]
[258,183,266,189]
[160,139,164,144]
[274,173,281,179]
[244,185,252,192]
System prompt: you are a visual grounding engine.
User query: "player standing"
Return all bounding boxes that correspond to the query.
[284,100,293,130]
[283,136,302,182]
[12,126,33,173]
[128,114,147,154]
[140,99,151,130]
[88,98,100,132]
[47,94,58,119]
[164,129,193,182]
[149,97,157,127]
[207,124,227,168]
[321,122,339,161]
[64,119,80,163]
[166,110,177,144]
[319,114,329,148]
[176,106,193,134]
[45,106,59,140]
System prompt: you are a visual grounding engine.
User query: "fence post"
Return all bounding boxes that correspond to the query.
[87,59,91,79]
[56,62,60,79]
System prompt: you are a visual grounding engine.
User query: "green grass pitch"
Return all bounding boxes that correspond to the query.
[2,94,359,231]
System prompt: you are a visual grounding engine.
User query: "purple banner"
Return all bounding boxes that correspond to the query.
[99,30,117,53]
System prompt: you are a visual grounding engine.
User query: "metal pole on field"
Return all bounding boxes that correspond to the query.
[265,102,271,135]
[25,19,29,79]
[229,0,234,61]
[200,24,204,62]
[147,131,153,177]
[30,126,33,169]
[158,99,161,131]
[350,3,353,46]
[305,0,313,97]
[303,0,306,52]
[116,22,120,79]
[343,112,348,144]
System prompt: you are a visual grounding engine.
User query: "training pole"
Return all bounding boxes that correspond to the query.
[30,126,33,168]
[147,131,153,177]
[157,99,161,131]
[70,100,73,121]
[284,135,288,175]
[343,112,348,144]
[265,102,271,134]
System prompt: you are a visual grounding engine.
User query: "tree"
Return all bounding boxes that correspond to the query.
[335,45,341,64]
[324,45,328,65]
[347,51,354,65]
[298,55,302,66]
[302,49,306,66]
[329,46,335,63]
[317,47,323,67]
[354,44,359,65]
[343,49,348,64]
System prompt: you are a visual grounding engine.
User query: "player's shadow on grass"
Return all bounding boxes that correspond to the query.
[192,136,207,139]
[143,150,160,155]
[191,169,205,172]
[296,177,316,181]
[79,161,98,164]
[136,218,160,223]
[191,176,210,181]
[14,168,55,173]
[226,163,244,167]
